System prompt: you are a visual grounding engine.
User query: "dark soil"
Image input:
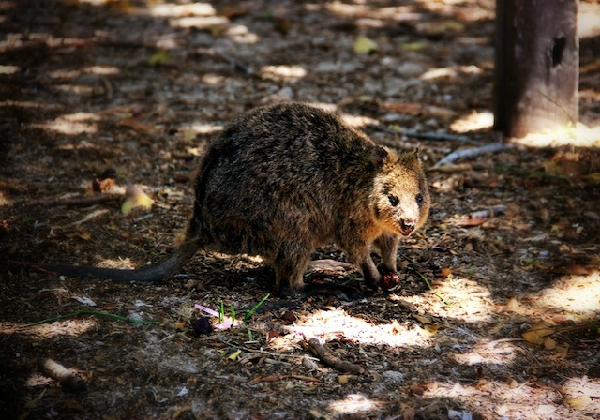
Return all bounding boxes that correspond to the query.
[1,1,600,419]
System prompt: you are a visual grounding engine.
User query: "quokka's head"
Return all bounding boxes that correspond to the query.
[369,146,430,236]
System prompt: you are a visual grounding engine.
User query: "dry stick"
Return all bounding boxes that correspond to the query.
[249,374,320,384]
[433,143,508,168]
[24,192,123,207]
[38,358,86,392]
[378,126,482,145]
[193,48,254,75]
[300,338,365,374]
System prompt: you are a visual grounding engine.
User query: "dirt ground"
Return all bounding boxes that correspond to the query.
[1,1,600,419]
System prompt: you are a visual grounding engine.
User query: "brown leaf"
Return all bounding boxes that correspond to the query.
[457,217,487,227]
[522,322,555,345]
[566,264,592,275]
[411,382,427,397]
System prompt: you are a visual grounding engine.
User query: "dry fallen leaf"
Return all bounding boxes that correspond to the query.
[413,314,432,324]
[522,322,555,345]
[122,184,153,215]
[565,395,592,410]
[456,217,487,227]
[504,297,520,312]
[423,324,439,337]
[544,337,556,350]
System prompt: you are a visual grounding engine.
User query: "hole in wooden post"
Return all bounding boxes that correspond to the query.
[551,37,566,67]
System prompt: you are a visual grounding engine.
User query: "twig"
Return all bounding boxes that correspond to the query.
[193,48,254,75]
[379,126,482,145]
[218,338,317,360]
[470,205,506,219]
[24,310,160,326]
[249,375,320,383]
[38,358,86,392]
[433,143,507,168]
[24,193,123,207]
[428,163,472,173]
[300,338,364,374]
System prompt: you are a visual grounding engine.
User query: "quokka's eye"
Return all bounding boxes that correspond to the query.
[388,195,399,206]
[416,193,424,205]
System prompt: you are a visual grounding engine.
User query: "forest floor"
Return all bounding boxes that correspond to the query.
[1,1,600,419]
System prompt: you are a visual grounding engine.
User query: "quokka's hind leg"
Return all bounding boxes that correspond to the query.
[343,244,381,289]
[373,233,399,272]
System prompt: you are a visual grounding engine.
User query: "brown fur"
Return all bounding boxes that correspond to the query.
[39,102,429,291]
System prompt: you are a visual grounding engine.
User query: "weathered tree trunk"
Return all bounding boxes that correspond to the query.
[493,0,579,138]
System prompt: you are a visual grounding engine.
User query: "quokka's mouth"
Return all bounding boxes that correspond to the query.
[399,219,416,236]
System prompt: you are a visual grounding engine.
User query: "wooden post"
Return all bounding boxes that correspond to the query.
[493,0,579,138]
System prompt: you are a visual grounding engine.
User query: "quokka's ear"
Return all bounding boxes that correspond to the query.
[370,145,389,167]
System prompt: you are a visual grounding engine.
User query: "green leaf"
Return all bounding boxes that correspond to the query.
[149,50,170,66]
[353,36,379,54]
[243,293,269,322]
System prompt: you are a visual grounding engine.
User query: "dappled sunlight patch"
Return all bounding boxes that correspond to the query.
[414,0,494,22]
[149,3,216,18]
[452,339,519,366]
[0,100,64,111]
[293,308,433,347]
[402,276,496,323]
[0,319,97,339]
[202,73,226,84]
[527,271,600,316]
[562,376,600,413]
[50,83,96,97]
[305,101,380,128]
[0,65,19,74]
[172,16,228,29]
[420,67,458,81]
[84,65,120,76]
[328,393,383,415]
[420,65,482,82]
[450,111,494,133]
[181,122,222,134]
[423,380,567,419]
[326,2,422,23]
[340,113,380,128]
[306,102,338,113]
[260,66,307,83]
[48,68,83,79]
[31,112,100,135]
[509,124,600,148]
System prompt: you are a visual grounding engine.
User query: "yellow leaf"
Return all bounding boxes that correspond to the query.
[565,395,592,410]
[555,343,569,358]
[78,232,92,241]
[149,50,170,66]
[543,337,556,350]
[413,314,432,324]
[353,37,379,54]
[542,160,563,175]
[423,323,439,337]
[121,184,153,215]
[228,349,241,361]
[338,375,352,384]
[522,322,555,345]
[400,41,427,52]
[583,173,600,184]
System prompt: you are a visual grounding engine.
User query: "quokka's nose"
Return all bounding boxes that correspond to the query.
[400,219,415,234]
